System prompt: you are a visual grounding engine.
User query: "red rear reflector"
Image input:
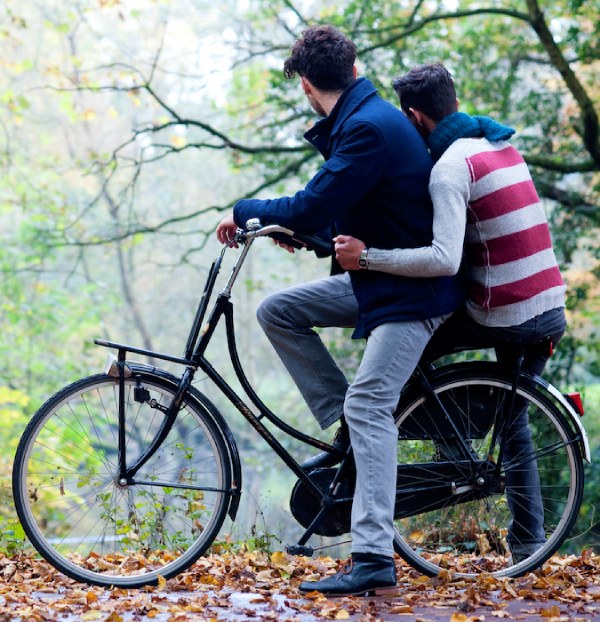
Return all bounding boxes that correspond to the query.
[566,392,584,416]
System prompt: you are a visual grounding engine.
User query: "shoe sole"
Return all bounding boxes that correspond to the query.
[299,584,399,597]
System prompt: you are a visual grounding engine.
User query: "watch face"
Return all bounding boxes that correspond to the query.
[358,251,368,268]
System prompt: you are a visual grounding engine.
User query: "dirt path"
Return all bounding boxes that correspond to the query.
[8,586,599,621]
[2,552,599,621]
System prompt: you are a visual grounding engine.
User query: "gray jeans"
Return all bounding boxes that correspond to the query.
[257,273,448,556]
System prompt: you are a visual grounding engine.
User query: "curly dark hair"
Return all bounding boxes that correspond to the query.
[283,25,356,91]
[392,63,458,122]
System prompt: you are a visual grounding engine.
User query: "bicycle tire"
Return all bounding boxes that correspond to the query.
[13,371,233,587]
[392,363,584,578]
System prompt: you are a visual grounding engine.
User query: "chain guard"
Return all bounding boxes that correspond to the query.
[289,467,355,537]
[290,459,501,537]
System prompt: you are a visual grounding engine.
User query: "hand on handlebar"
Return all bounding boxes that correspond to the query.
[334,235,366,270]
[272,238,296,254]
[216,213,239,248]
[217,216,333,257]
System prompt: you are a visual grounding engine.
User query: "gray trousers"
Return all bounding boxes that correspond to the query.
[257,273,447,556]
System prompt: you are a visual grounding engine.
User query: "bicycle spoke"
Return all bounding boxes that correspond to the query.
[13,373,231,587]
[393,366,583,578]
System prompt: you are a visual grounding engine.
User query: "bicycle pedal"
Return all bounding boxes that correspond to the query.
[286,544,314,557]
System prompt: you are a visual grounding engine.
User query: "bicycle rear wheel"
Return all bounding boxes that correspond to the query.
[393,364,584,578]
[13,371,233,587]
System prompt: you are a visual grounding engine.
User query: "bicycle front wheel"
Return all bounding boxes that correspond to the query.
[13,371,233,587]
[393,365,584,578]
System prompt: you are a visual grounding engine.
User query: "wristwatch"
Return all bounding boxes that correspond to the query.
[358,248,369,269]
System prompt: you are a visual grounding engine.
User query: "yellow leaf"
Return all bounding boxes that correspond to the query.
[271,551,289,568]
[450,615,468,622]
[476,533,491,555]
[128,93,142,106]
[198,574,220,585]
[157,575,167,590]
[86,591,99,604]
[80,612,103,621]
[170,135,187,149]
[0,386,30,406]
[335,609,350,619]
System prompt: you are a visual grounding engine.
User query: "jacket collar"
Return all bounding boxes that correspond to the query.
[304,77,378,158]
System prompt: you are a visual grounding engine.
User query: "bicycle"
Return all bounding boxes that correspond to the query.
[12,220,590,588]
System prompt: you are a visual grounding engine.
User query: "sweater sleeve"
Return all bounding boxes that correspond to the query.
[366,155,469,277]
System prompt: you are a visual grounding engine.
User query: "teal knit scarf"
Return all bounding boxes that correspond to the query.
[427,112,515,162]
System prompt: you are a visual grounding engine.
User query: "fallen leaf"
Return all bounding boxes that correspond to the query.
[540,605,562,617]
[80,611,103,621]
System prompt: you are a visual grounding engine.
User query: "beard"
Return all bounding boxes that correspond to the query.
[308,93,327,117]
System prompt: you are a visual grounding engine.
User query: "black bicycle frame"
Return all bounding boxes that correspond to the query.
[97,228,534,531]
[96,234,337,501]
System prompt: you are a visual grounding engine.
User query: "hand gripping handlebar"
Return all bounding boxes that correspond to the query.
[243,218,333,257]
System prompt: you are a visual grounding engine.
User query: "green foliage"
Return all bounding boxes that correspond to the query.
[0,388,28,554]
[0,0,598,552]
[212,525,282,556]
[572,383,600,548]
[225,0,599,386]
[0,514,25,556]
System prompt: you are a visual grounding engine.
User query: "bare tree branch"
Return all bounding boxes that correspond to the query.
[356,3,599,174]
[358,7,530,52]
[525,0,600,164]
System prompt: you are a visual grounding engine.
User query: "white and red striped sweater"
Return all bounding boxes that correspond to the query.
[367,137,566,327]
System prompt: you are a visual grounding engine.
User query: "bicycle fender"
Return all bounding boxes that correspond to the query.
[509,369,591,464]
[540,380,591,463]
[124,362,243,520]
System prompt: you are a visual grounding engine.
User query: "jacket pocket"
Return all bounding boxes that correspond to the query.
[310,157,351,192]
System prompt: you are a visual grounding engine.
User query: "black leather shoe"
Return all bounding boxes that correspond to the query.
[298,553,397,596]
[301,422,350,470]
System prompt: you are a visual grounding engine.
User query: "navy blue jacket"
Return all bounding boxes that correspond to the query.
[234,78,463,337]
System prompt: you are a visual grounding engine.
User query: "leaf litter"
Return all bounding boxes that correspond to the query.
[0,550,599,621]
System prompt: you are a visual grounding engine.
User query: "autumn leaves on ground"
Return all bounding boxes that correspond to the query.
[0,551,599,621]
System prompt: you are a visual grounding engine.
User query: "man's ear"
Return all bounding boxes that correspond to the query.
[408,107,427,128]
[300,76,312,95]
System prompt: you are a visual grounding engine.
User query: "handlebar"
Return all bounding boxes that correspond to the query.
[240,219,333,257]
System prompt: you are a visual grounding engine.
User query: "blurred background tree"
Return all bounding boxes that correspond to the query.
[1,0,598,551]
